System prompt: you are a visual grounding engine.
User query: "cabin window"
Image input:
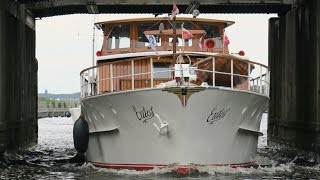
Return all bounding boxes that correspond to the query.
[107,24,130,49]
[153,62,171,78]
[199,23,223,48]
[169,36,193,47]
[175,21,193,31]
[168,21,193,47]
[138,23,161,47]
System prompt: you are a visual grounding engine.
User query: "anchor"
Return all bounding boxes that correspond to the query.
[152,113,168,135]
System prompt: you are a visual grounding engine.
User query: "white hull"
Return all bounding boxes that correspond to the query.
[69,107,81,122]
[81,87,268,170]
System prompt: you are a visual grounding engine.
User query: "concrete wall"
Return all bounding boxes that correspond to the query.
[0,1,38,153]
[268,0,320,152]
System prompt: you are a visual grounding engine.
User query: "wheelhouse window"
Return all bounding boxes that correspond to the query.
[199,23,223,48]
[153,62,171,78]
[169,36,192,47]
[138,23,161,47]
[169,21,193,47]
[107,24,130,49]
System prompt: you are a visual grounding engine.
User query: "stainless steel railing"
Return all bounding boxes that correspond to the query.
[80,56,269,98]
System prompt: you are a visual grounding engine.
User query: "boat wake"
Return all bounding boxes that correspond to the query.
[78,161,295,179]
[79,154,319,179]
[1,144,320,179]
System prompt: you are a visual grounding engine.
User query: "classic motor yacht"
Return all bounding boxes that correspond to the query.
[73,16,269,172]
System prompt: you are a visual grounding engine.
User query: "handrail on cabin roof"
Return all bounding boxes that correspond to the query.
[95,17,235,28]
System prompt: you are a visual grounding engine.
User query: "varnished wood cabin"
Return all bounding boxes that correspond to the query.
[93,17,250,94]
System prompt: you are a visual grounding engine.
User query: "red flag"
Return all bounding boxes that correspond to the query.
[170,3,179,20]
[199,34,205,49]
[224,35,230,47]
[182,27,194,39]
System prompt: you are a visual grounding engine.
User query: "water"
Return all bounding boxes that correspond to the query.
[1,114,320,179]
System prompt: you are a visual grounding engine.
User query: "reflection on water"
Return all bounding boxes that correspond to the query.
[0,114,319,179]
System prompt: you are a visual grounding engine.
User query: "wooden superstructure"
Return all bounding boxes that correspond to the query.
[92,17,253,94]
[95,17,234,55]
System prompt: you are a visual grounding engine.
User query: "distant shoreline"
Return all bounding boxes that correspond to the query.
[38,92,80,100]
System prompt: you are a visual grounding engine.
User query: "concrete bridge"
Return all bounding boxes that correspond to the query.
[0,0,319,154]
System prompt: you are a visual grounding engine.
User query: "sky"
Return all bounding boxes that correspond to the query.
[36,13,277,94]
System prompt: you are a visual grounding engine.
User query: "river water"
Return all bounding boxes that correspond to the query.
[1,114,320,179]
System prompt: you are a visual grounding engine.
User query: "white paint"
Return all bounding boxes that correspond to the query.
[83,88,268,165]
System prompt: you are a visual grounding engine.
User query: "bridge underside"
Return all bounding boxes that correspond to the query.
[28,4,291,18]
[18,0,293,18]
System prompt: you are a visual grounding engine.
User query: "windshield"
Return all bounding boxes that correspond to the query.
[107,24,130,49]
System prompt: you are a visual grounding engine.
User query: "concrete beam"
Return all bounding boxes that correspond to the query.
[24,0,294,9]
[6,1,34,30]
[17,0,293,17]
[7,0,35,27]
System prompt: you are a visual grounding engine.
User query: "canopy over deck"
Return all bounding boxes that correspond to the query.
[95,17,235,29]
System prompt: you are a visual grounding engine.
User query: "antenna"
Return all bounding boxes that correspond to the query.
[92,14,96,67]
[91,14,96,95]
[172,16,177,65]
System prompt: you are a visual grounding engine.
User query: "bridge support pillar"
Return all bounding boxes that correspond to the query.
[0,1,38,154]
[0,0,9,153]
[268,0,320,152]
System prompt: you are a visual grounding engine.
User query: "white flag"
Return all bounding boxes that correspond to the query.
[146,35,159,57]
[170,3,179,20]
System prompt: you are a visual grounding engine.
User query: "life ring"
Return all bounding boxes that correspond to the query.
[205,39,215,49]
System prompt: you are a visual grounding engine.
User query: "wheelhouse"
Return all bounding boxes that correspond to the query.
[95,17,234,55]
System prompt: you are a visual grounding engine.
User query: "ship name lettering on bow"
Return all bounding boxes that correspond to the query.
[132,106,154,123]
[207,107,230,124]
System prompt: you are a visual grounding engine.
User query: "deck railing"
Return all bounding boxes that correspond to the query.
[80,56,269,98]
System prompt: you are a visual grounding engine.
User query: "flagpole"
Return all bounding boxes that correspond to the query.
[222,29,225,53]
[92,15,96,68]
[92,15,96,95]
[171,3,179,74]
[173,16,177,64]
[181,23,184,53]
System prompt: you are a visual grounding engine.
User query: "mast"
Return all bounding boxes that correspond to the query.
[92,15,96,68]
[91,15,96,95]
[181,23,184,53]
[172,16,177,63]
